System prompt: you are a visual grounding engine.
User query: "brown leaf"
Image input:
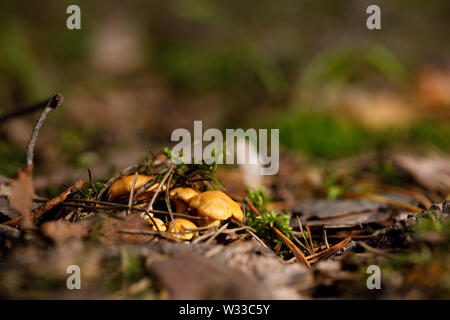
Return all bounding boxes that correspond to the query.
[99,212,156,245]
[3,180,86,227]
[393,154,450,193]
[9,165,34,228]
[41,220,89,244]
[149,253,270,299]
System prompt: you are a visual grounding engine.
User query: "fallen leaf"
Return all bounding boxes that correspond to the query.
[9,165,34,228]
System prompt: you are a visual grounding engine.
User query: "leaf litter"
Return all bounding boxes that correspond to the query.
[0,95,449,299]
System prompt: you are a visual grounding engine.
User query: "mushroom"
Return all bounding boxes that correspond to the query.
[188,190,244,223]
[107,175,159,201]
[141,214,166,231]
[169,187,199,213]
[198,218,221,228]
[167,218,197,241]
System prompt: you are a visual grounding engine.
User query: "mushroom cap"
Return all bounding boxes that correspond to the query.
[198,218,221,228]
[168,218,197,241]
[169,187,199,202]
[142,216,166,231]
[107,175,157,200]
[188,191,244,222]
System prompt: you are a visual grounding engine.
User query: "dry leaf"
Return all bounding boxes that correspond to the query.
[9,165,34,228]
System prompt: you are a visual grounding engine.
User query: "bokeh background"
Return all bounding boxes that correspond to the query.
[1,0,449,195]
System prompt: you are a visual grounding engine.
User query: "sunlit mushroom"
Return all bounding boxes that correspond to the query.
[198,218,221,228]
[169,187,199,213]
[167,218,197,241]
[141,214,166,231]
[107,175,159,200]
[188,190,244,222]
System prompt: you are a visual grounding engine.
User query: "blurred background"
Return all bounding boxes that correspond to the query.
[0,0,449,195]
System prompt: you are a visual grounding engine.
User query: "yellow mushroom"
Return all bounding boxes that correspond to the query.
[169,187,199,213]
[167,218,197,241]
[141,215,166,232]
[170,187,199,202]
[198,218,221,228]
[107,175,159,201]
[188,190,244,222]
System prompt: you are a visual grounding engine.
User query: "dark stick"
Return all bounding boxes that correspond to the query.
[0,95,61,123]
[133,177,158,199]
[143,163,174,232]
[164,169,178,240]
[127,172,139,215]
[62,200,207,220]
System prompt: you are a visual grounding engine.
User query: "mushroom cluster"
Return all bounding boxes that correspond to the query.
[107,174,244,241]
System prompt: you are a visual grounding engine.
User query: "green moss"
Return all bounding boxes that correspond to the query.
[272,112,450,159]
[274,112,374,159]
[370,160,405,185]
[409,119,450,152]
[0,142,25,177]
[245,188,292,251]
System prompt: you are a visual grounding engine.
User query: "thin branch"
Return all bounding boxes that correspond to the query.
[164,168,178,240]
[205,222,229,244]
[305,224,315,254]
[88,168,96,199]
[26,94,63,166]
[127,172,139,215]
[296,216,313,255]
[96,164,140,200]
[0,95,61,123]
[143,163,174,232]
[245,199,310,267]
[323,229,330,249]
[133,177,158,200]
[62,198,208,220]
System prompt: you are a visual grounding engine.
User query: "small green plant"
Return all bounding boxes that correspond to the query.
[246,210,293,249]
[247,187,269,212]
[245,188,293,250]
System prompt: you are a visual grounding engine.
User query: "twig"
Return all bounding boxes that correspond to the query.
[205,222,229,244]
[133,177,158,200]
[127,172,139,215]
[0,95,62,123]
[87,168,96,199]
[358,182,432,209]
[305,237,351,262]
[144,163,174,232]
[246,229,271,251]
[164,168,178,240]
[246,199,310,267]
[97,164,140,200]
[323,229,330,249]
[358,241,388,256]
[119,228,208,236]
[62,198,208,220]
[296,216,313,255]
[305,224,315,254]
[191,230,217,244]
[347,192,423,213]
[292,234,310,252]
[3,180,86,227]
[26,94,63,166]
